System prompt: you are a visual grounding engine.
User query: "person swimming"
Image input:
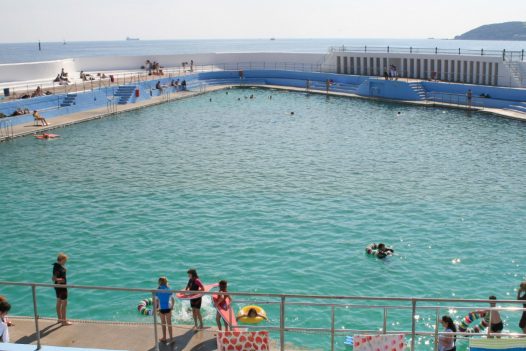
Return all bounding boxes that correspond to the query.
[376,243,394,258]
[365,243,394,259]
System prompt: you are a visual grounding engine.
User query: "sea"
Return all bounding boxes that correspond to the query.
[0,38,525,64]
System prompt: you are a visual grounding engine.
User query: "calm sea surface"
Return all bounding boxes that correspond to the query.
[0,38,525,64]
[0,87,525,349]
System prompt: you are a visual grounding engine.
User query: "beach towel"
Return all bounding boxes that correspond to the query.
[470,338,526,351]
[354,334,406,351]
[216,330,269,351]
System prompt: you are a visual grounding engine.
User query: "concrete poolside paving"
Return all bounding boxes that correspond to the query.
[8,318,218,351]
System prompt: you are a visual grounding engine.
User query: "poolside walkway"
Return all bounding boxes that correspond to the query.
[9,318,218,351]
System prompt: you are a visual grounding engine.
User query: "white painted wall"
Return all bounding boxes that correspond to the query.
[0,53,325,83]
[0,59,76,83]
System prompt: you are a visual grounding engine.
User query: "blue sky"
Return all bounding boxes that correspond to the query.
[2,0,526,42]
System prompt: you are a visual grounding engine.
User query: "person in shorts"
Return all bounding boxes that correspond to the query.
[488,296,503,337]
[155,277,174,343]
[185,269,204,330]
[52,253,71,325]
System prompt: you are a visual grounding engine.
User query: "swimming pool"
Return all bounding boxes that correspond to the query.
[1,88,525,350]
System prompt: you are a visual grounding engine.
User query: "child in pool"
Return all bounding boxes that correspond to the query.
[185,269,204,330]
[155,277,174,343]
[236,307,268,321]
[438,315,456,351]
[215,280,231,331]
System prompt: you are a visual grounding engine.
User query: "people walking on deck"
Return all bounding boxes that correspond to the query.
[52,253,72,326]
[155,277,174,343]
[185,269,204,331]
[0,300,12,343]
[517,282,526,333]
[190,60,194,72]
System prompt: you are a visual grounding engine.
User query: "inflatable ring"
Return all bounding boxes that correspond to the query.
[458,311,490,333]
[365,243,394,258]
[237,305,267,325]
[137,297,153,316]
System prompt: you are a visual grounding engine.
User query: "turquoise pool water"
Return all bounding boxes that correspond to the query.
[1,88,525,350]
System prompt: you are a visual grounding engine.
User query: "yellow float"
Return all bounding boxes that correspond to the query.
[236,305,268,324]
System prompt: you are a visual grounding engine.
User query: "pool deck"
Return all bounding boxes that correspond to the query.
[9,318,219,351]
[1,83,526,142]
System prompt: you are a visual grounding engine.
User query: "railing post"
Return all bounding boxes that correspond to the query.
[387,46,389,53]
[487,309,493,338]
[411,299,416,351]
[32,284,41,350]
[434,308,439,351]
[410,46,412,54]
[383,308,388,334]
[152,291,159,351]
[280,296,285,351]
[331,305,335,351]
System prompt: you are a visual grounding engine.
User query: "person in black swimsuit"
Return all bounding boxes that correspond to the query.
[185,269,204,330]
[518,281,526,334]
[52,253,71,326]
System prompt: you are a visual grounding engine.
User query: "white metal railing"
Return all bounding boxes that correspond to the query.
[0,280,525,351]
[329,46,526,62]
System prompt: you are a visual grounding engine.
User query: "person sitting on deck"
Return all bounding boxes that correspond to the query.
[31,86,43,98]
[33,110,49,126]
[60,68,68,79]
[156,81,163,93]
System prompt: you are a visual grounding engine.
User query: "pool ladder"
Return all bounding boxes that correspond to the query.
[0,119,14,140]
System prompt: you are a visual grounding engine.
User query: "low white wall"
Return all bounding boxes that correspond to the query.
[75,52,325,71]
[0,59,76,83]
[0,53,326,83]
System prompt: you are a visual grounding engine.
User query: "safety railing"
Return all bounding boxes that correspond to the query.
[329,46,526,62]
[1,280,525,351]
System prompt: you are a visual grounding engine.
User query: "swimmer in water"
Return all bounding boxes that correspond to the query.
[376,243,394,259]
[290,112,295,115]
[236,308,267,321]
[209,98,212,102]
[269,95,272,100]
[397,111,401,115]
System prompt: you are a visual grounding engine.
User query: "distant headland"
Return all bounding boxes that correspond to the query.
[455,21,526,41]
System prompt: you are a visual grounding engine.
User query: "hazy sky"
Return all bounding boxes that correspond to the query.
[2,0,526,43]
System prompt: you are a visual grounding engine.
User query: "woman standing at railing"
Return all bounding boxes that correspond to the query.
[52,253,72,326]
[438,316,457,351]
[518,281,526,334]
[185,269,204,331]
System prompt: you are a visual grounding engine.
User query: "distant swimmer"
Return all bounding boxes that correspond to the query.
[209,98,212,102]
[238,98,241,101]
[249,94,254,99]
[35,133,59,139]
[269,95,272,100]
[290,112,295,116]
[397,111,401,116]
